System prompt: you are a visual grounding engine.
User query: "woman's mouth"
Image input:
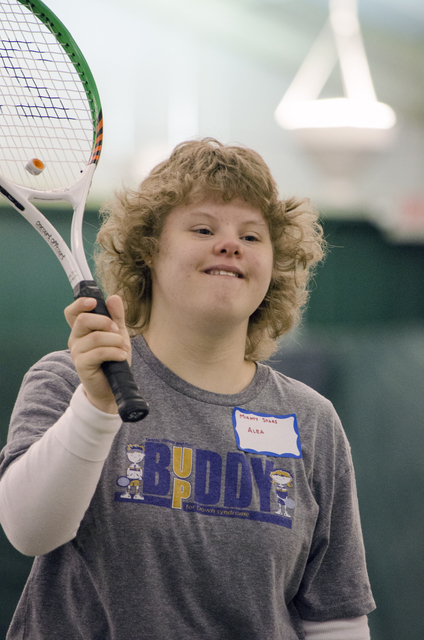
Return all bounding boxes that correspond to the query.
[205,269,242,278]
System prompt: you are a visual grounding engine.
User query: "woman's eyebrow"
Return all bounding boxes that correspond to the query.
[186,211,267,226]
[242,219,268,227]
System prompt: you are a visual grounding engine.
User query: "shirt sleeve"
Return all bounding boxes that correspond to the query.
[294,408,376,620]
[302,615,371,640]
[0,352,122,556]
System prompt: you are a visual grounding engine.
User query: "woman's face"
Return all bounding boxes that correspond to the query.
[149,197,274,333]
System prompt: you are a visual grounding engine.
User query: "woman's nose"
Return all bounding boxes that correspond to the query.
[213,234,242,256]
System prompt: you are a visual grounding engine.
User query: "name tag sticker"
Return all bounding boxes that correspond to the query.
[232,408,302,458]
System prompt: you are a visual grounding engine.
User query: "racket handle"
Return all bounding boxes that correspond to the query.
[73,280,149,422]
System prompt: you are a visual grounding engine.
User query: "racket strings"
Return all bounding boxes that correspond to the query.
[0,0,95,190]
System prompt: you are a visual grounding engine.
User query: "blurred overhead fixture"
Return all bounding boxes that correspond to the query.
[275,0,396,152]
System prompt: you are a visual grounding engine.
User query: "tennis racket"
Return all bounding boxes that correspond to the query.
[0,0,149,422]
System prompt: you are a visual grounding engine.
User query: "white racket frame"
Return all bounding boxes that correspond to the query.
[0,163,96,286]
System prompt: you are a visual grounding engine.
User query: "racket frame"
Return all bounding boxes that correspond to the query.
[17,0,102,147]
[0,166,94,285]
[0,0,149,422]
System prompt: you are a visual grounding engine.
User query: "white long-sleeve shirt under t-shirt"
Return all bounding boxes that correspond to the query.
[0,385,122,555]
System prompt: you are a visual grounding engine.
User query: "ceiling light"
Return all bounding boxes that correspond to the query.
[274,0,396,140]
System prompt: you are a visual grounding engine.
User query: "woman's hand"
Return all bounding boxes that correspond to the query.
[65,295,131,414]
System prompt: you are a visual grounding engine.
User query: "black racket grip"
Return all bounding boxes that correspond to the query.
[73,280,149,422]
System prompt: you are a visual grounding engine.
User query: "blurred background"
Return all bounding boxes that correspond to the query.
[0,0,423,638]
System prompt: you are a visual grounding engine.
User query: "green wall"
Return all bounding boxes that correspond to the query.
[1,209,423,639]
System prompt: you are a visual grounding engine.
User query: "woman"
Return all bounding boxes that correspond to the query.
[0,139,375,639]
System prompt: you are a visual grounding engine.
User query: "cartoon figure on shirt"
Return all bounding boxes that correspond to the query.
[270,470,295,517]
[116,445,145,500]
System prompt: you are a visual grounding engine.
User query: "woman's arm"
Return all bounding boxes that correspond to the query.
[0,384,121,556]
[0,295,131,556]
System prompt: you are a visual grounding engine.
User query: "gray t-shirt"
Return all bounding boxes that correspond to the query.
[0,336,375,639]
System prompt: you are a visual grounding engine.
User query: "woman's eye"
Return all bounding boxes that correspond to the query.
[194,228,212,235]
[243,235,259,242]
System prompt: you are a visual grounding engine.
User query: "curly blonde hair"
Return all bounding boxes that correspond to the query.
[95,138,326,361]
